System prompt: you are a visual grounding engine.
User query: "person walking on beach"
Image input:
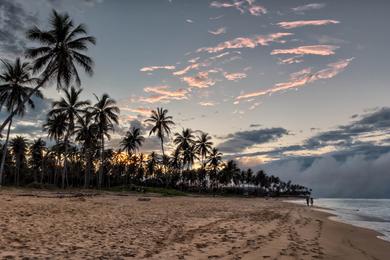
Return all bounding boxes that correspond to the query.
[306,196,310,206]
[310,197,314,207]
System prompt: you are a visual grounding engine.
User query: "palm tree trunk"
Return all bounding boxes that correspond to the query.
[62,133,70,189]
[98,134,104,189]
[0,118,12,187]
[160,137,165,157]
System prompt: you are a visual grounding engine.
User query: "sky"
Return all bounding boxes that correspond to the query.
[1,0,390,197]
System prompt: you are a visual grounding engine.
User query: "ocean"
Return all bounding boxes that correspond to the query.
[288,198,390,242]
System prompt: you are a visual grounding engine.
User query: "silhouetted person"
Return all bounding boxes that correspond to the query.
[310,197,314,206]
[306,196,310,206]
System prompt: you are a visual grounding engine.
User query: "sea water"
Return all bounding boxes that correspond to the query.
[288,198,390,242]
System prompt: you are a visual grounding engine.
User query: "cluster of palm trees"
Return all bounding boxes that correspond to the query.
[0,10,310,196]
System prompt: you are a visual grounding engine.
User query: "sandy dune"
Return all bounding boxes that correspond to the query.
[0,190,389,259]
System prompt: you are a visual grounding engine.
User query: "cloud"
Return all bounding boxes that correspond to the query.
[263,150,390,198]
[140,86,188,103]
[292,3,326,12]
[182,71,216,89]
[210,0,267,16]
[120,107,151,116]
[140,65,176,72]
[224,72,247,81]
[237,58,353,100]
[197,32,292,53]
[208,27,227,35]
[0,0,38,58]
[186,19,194,23]
[277,20,339,29]
[278,56,304,64]
[173,63,202,76]
[217,127,288,153]
[271,45,339,56]
[199,101,217,107]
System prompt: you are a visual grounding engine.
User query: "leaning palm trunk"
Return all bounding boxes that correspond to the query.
[0,73,51,134]
[0,118,12,186]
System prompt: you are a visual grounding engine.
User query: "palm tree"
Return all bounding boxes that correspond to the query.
[174,128,195,152]
[0,58,42,186]
[10,136,28,186]
[207,148,223,190]
[120,127,145,156]
[29,138,46,183]
[145,107,174,157]
[48,86,90,188]
[75,112,99,188]
[195,132,213,166]
[90,94,119,188]
[182,144,198,170]
[0,10,96,134]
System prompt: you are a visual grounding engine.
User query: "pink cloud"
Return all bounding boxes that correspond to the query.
[197,32,292,53]
[208,27,227,35]
[271,45,339,56]
[224,72,247,81]
[182,71,216,89]
[278,55,304,64]
[210,0,266,16]
[278,20,339,29]
[140,65,176,72]
[140,85,188,103]
[236,58,353,100]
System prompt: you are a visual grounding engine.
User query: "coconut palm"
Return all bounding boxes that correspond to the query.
[10,136,28,186]
[207,148,223,190]
[29,138,46,183]
[0,58,42,186]
[145,107,174,157]
[195,132,213,166]
[75,112,99,188]
[90,94,119,188]
[120,127,145,156]
[174,128,195,152]
[182,144,198,170]
[48,86,90,188]
[0,10,96,133]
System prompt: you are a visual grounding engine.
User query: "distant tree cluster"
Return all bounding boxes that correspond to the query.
[0,10,310,197]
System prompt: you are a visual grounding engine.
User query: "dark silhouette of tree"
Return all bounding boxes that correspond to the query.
[195,132,213,167]
[48,86,90,188]
[90,94,119,188]
[0,58,42,186]
[0,10,95,133]
[145,107,174,157]
[10,136,28,186]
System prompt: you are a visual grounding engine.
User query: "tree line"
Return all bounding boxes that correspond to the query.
[0,10,310,196]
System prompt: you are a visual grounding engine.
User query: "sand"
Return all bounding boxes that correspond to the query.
[0,190,389,259]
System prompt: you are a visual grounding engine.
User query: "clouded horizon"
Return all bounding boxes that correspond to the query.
[1,0,390,197]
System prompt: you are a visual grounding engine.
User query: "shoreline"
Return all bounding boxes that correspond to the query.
[285,198,390,243]
[0,190,390,259]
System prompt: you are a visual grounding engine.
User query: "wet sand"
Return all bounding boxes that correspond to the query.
[0,189,389,259]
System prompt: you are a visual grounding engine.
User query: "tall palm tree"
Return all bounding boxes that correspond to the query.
[29,138,46,183]
[195,132,213,166]
[120,127,145,156]
[0,10,96,133]
[0,58,42,186]
[48,86,90,188]
[145,107,174,157]
[90,94,119,188]
[182,144,198,170]
[9,136,28,186]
